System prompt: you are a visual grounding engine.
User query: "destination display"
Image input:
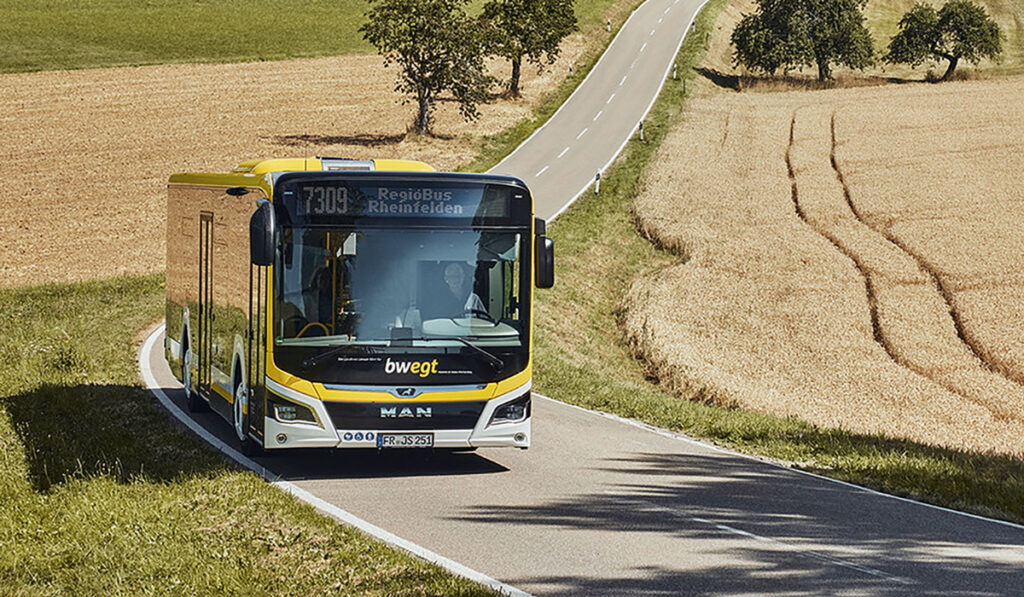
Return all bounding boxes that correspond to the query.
[275,176,527,224]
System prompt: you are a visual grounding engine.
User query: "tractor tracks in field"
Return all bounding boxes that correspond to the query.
[785,106,1024,419]
[784,112,904,370]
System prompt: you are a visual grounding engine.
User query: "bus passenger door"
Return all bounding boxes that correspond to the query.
[198,211,214,396]
[248,262,268,442]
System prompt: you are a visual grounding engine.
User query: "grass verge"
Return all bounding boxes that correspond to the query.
[533,0,1024,525]
[0,275,494,594]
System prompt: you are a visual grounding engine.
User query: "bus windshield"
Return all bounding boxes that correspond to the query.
[274,226,527,351]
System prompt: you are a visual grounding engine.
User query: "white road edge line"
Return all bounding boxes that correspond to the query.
[535,393,1024,532]
[535,165,549,177]
[138,324,533,597]
[576,128,588,140]
[547,0,713,222]
[557,146,570,158]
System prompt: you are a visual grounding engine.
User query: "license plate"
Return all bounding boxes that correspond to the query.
[376,433,434,448]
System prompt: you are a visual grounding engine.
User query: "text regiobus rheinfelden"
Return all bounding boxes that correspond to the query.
[164,157,554,454]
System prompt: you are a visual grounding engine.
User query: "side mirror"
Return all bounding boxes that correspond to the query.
[535,235,554,289]
[250,201,276,266]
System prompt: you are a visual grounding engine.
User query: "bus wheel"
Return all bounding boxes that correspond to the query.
[234,376,263,457]
[183,347,207,413]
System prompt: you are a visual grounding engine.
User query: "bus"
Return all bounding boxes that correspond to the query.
[164,157,554,455]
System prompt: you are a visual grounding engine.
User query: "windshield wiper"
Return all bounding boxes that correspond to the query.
[397,336,505,371]
[450,337,505,371]
[301,344,378,370]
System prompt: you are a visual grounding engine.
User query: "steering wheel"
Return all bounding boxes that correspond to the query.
[296,322,331,338]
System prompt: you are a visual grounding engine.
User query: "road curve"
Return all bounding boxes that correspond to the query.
[142,326,1024,595]
[491,0,706,219]
[139,0,1024,593]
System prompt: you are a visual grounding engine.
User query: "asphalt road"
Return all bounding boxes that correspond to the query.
[141,0,1024,593]
[490,0,702,219]
[142,329,1024,595]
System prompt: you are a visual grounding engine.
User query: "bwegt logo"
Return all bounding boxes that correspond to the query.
[384,357,439,378]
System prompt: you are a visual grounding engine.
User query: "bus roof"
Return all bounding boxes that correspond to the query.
[230,157,435,174]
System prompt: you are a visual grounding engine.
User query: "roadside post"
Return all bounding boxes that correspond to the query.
[595,171,601,194]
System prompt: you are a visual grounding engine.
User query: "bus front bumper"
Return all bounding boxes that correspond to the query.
[262,381,531,450]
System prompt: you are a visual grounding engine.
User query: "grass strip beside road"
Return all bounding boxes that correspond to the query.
[0,275,495,595]
[533,0,1024,525]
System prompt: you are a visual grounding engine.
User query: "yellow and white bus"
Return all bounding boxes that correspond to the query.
[164,157,554,455]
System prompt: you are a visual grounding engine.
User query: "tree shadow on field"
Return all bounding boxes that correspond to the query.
[696,67,741,90]
[270,132,407,147]
[696,66,922,92]
[3,383,230,492]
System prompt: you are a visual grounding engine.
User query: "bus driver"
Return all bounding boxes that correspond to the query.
[440,262,486,318]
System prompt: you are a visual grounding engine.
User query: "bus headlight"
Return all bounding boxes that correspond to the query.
[269,395,317,423]
[489,392,530,425]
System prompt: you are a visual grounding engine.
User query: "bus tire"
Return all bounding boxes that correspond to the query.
[234,373,263,457]
[182,345,208,413]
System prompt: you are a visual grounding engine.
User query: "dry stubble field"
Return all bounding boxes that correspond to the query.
[0,44,583,288]
[626,77,1024,455]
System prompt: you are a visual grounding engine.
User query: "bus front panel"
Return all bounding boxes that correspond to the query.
[263,173,535,449]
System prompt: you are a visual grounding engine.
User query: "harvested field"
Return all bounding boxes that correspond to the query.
[0,43,583,288]
[626,76,1024,455]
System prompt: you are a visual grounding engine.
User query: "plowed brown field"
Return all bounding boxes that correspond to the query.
[0,45,582,288]
[626,77,1024,455]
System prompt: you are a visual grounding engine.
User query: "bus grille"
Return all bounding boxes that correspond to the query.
[323,401,486,430]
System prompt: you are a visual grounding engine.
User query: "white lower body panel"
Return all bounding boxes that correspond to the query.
[262,378,531,450]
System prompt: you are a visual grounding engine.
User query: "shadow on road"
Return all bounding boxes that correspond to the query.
[449,451,1024,595]
[264,448,509,481]
[149,378,511,481]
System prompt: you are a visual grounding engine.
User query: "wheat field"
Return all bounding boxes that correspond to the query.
[627,76,1024,455]
[0,43,584,289]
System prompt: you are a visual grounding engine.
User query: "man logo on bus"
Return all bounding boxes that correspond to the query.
[384,357,438,378]
[380,407,432,418]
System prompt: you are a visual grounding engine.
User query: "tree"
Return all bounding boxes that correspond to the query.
[481,0,578,97]
[361,0,493,134]
[886,0,1002,81]
[731,0,874,81]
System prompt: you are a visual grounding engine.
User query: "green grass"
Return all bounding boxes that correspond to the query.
[0,0,635,74]
[0,275,495,595]
[0,0,372,74]
[533,0,1024,525]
